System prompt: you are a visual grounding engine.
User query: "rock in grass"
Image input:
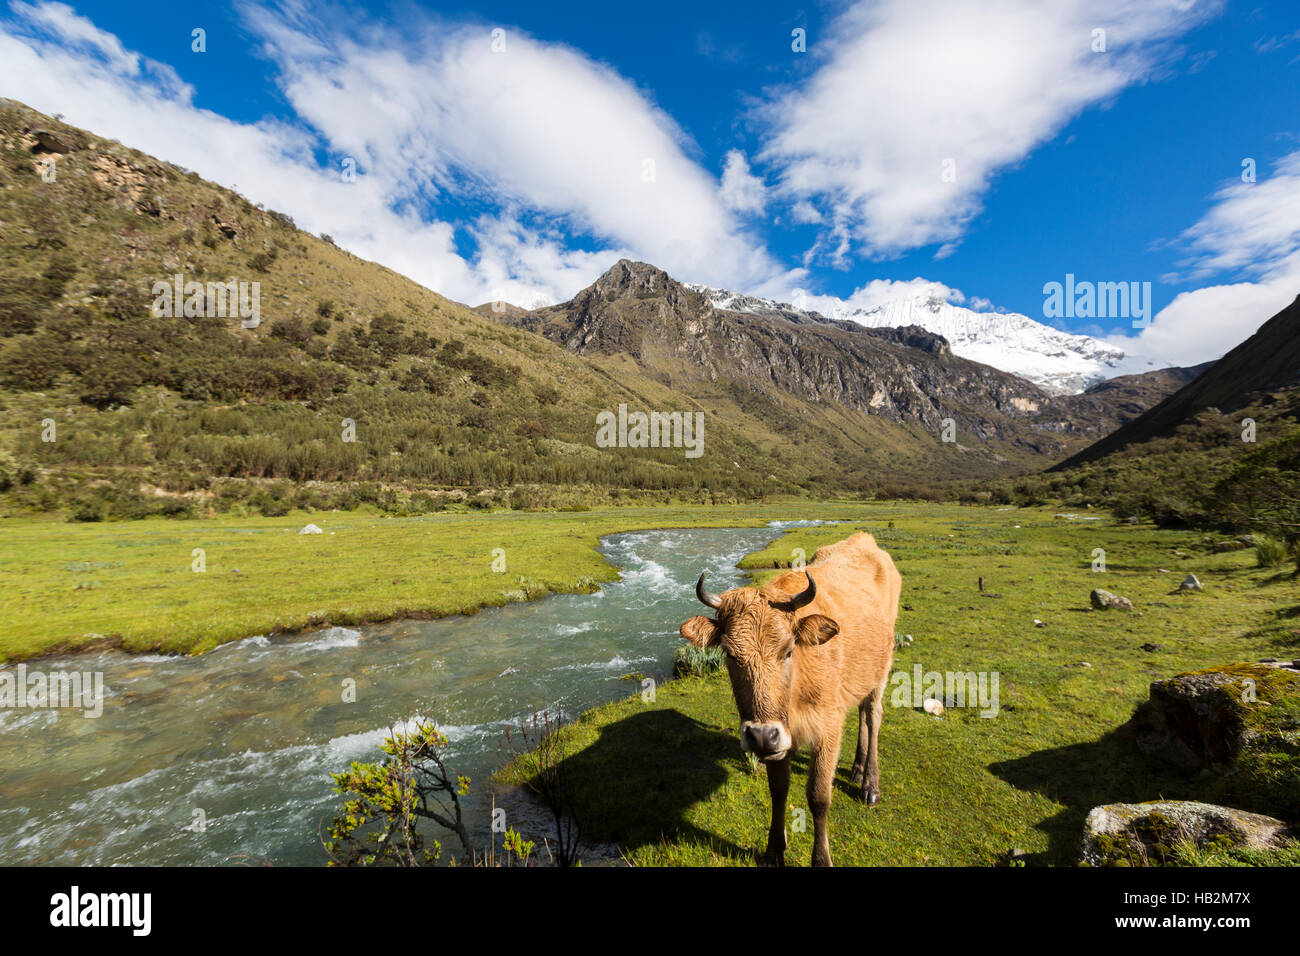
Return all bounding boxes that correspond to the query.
[1178,573,1202,591]
[1121,661,1300,816]
[1081,800,1297,866]
[1090,588,1133,610]
[299,523,324,535]
[922,697,944,716]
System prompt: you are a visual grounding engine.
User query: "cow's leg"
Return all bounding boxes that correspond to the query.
[806,723,842,867]
[849,702,869,787]
[759,753,790,866]
[860,678,886,806]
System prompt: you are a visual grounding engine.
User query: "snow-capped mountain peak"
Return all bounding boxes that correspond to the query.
[686,283,1167,395]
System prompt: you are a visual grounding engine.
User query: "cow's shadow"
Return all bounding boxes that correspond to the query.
[521,708,751,862]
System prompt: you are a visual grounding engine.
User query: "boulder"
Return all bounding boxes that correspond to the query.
[299,523,323,535]
[1081,800,1297,866]
[30,128,71,154]
[1090,588,1133,610]
[1178,574,1202,591]
[1121,661,1300,816]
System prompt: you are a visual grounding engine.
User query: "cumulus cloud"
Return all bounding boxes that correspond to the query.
[758,0,1223,260]
[241,3,778,293]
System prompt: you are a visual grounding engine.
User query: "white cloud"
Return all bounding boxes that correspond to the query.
[11,0,138,73]
[758,0,1223,259]
[1109,150,1300,366]
[750,273,968,317]
[789,200,821,224]
[241,4,778,293]
[719,149,766,215]
[0,2,777,305]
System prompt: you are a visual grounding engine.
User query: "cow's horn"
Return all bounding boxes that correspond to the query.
[774,572,816,611]
[695,572,723,609]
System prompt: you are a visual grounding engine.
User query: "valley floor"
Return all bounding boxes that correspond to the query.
[4,500,1297,866]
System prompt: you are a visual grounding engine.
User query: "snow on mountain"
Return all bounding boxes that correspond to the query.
[687,285,1171,395]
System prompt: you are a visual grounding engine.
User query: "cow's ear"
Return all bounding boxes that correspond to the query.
[794,614,838,646]
[680,616,720,648]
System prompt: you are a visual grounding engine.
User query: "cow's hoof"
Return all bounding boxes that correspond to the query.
[849,766,865,787]
[758,850,786,868]
[861,785,881,806]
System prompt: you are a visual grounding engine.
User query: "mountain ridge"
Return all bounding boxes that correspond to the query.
[687,282,1173,395]
[494,258,1196,456]
[1054,294,1300,470]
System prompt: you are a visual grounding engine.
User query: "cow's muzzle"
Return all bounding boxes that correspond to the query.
[740,721,792,761]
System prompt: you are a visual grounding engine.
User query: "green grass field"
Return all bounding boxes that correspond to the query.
[5,499,1297,865]
[498,505,1300,866]
[0,500,887,662]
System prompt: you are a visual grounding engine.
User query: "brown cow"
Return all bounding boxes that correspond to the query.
[679,532,900,867]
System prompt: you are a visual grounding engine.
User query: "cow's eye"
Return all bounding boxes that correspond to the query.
[784,648,794,661]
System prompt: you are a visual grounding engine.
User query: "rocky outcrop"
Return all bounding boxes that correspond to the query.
[1082,800,1297,866]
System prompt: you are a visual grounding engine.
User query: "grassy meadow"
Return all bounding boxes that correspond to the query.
[0,499,887,662]
[498,504,1300,866]
[4,498,1297,865]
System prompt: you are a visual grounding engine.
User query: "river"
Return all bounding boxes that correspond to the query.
[0,523,825,865]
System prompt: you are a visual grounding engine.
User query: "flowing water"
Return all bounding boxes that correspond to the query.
[0,524,799,865]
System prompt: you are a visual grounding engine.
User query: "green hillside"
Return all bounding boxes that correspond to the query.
[0,100,1081,522]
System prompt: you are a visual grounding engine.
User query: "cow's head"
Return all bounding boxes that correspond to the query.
[679,571,838,761]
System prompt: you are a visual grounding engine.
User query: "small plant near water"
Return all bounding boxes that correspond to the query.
[1256,535,1288,568]
[325,719,473,866]
[502,828,534,865]
[503,710,583,867]
[673,642,726,677]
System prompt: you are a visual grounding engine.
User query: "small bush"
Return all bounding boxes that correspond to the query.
[673,643,725,677]
[1256,535,1287,568]
[69,501,105,522]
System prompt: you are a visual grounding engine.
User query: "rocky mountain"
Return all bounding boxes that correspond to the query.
[689,284,1172,395]
[497,259,1193,458]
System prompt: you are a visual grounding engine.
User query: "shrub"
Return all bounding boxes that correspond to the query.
[673,643,725,677]
[1256,535,1287,568]
[69,501,105,522]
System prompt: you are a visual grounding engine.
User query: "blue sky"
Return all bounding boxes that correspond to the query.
[2,0,1298,366]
